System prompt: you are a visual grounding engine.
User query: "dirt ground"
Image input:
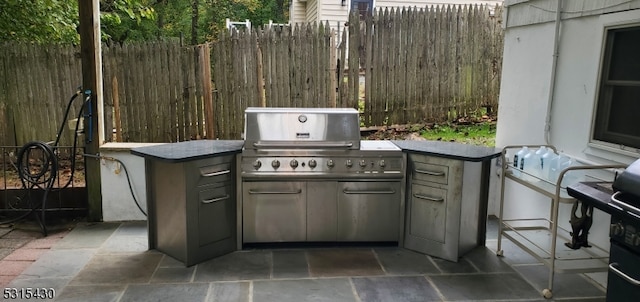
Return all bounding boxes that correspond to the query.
[0,161,85,190]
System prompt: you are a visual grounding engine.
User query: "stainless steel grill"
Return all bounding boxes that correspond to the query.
[239,107,405,244]
[241,107,403,179]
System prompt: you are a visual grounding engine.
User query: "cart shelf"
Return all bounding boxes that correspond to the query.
[497,145,625,299]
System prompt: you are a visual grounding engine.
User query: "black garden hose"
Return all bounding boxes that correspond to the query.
[0,90,87,235]
[15,141,58,236]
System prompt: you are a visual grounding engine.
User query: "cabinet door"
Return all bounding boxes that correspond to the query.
[242,182,306,243]
[408,184,447,243]
[198,186,233,246]
[337,181,401,241]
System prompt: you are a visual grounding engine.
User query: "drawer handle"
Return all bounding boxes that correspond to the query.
[413,193,444,202]
[202,169,231,177]
[202,194,230,204]
[415,169,445,176]
[248,189,302,194]
[343,189,396,194]
[609,263,640,286]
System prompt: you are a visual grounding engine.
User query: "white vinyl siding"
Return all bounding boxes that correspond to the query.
[306,0,320,22]
[504,0,640,28]
[289,0,308,25]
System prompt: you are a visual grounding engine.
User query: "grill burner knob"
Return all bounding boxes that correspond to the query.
[290,159,299,168]
[611,222,625,237]
[359,159,367,168]
[271,160,280,169]
[253,160,262,169]
[308,159,317,168]
[632,234,640,247]
[327,159,335,168]
[345,159,353,168]
[379,160,386,167]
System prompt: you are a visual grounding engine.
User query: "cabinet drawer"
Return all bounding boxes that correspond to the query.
[195,159,234,187]
[198,186,233,246]
[412,161,448,185]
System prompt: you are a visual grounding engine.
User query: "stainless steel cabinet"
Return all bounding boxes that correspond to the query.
[404,153,482,262]
[147,154,237,266]
[337,181,402,241]
[242,182,306,242]
[241,180,403,243]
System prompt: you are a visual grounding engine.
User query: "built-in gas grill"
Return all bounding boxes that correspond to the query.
[239,107,405,244]
[607,161,640,302]
[568,160,640,302]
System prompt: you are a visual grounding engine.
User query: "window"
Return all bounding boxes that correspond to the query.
[593,25,640,150]
[350,0,373,20]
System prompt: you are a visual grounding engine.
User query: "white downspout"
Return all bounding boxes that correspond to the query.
[544,0,563,145]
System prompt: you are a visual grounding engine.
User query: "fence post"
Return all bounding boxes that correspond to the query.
[200,44,215,139]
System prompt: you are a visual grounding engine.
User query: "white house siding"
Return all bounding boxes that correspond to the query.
[306,0,320,23]
[318,1,350,29]
[495,0,640,251]
[289,0,308,25]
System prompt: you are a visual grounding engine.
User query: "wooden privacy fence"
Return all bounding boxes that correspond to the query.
[0,41,211,145]
[0,4,504,144]
[102,42,213,142]
[212,4,503,138]
[352,5,504,126]
[0,43,83,146]
[210,22,344,139]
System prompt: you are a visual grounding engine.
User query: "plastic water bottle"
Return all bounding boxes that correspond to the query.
[528,146,546,179]
[535,147,547,169]
[548,154,571,184]
[522,149,537,180]
[541,148,557,182]
[513,146,529,176]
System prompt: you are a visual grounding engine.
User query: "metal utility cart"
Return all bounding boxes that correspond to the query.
[497,145,625,299]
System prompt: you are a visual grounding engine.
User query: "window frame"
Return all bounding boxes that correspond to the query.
[350,0,374,20]
[590,22,640,155]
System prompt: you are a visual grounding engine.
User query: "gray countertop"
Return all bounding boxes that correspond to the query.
[130,139,499,163]
[131,140,244,162]
[392,140,500,162]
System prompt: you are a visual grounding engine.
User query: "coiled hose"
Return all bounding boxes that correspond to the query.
[3,90,87,235]
[15,142,58,236]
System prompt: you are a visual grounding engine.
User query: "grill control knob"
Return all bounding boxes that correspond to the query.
[379,159,386,167]
[345,159,353,168]
[611,222,625,237]
[252,160,262,169]
[271,160,280,169]
[308,159,317,168]
[359,159,367,168]
[327,159,335,168]
[290,159,299,168]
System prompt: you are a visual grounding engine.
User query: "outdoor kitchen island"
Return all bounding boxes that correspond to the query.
[132,136,499,266]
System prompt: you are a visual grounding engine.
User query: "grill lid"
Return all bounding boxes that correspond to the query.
[243,107,361,150]
[613,158,640,198]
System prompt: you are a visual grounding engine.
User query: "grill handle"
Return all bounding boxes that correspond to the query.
[609,263,640,286]
[248,189,302,195]
[202,194,230,204]
[343,189,396,194]
[415,169,445,176]
[252,141,353,149]
[201,170,231,177]
[611,191,640,214]
[413,193,445,202]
